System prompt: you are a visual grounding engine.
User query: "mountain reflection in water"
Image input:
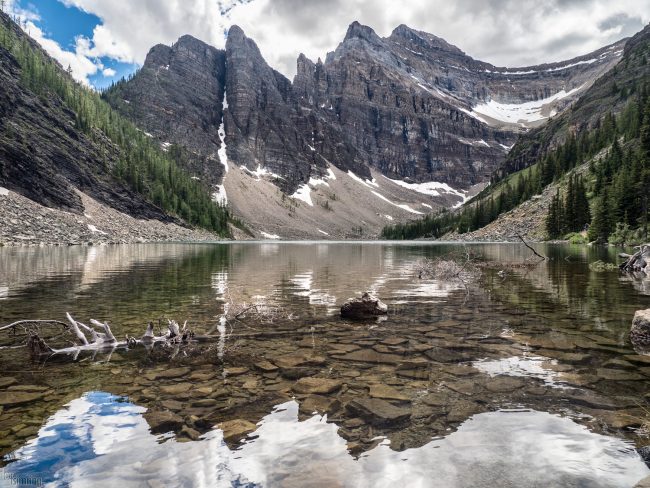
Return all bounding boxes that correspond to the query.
[1,242,650,487]
[3,392,647,488]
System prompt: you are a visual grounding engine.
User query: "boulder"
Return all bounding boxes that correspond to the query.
[345,398,411,427]
[340,292,387,319]
[630,309,650,349]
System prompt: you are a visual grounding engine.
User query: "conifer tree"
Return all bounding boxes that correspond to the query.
[588,187,612,243]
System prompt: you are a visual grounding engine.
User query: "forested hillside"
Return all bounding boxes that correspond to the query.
[382,23,650,243]
[0,12,230,235]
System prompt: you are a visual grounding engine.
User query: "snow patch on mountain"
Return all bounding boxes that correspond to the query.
[348,171,379,188]
[242,166,283,180]
[370,190,423,215]
[212,185,228,205]
[291,184,313,206]
[470,85,584,125]
[384,176,467,201]
[260,231,280,239]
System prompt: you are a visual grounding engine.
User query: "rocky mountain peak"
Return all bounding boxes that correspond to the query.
[143,43,172,67]
[389,24,465,56]
[343,21,382,44]
[226,24,250,47]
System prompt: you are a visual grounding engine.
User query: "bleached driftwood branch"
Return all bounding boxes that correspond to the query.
[21,313,195,357]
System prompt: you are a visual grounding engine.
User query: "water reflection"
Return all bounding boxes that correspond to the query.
[473,355,568,388]
[2,243,650,486]
[3,393,647,488]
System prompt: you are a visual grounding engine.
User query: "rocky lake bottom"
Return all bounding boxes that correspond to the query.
[0,242,650,487]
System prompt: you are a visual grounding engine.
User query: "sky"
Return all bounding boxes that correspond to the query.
[4,0,650,88]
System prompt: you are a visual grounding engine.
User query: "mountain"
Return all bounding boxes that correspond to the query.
[0,11,231,244]
[104,22,624,239]
[382,23,650,242]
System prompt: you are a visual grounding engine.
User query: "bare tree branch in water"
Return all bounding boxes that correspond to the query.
[414,249,481,302]
[511,234,547,261]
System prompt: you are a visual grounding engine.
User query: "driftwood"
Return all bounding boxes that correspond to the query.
[5,313,196,360]
[620,244,650,274]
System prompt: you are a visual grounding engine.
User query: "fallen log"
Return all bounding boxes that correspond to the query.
[620,244,650,274]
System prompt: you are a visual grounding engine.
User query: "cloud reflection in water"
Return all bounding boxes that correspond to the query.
[2,392,648,488]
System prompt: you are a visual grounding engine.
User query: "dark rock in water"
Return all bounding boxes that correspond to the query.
[630,309,650,350]
[345,397,411,426]
[280,367,320,380]
[423,346,466,363]
[143,410,184,434]
[340,292,388,319]
[638,446,650,469]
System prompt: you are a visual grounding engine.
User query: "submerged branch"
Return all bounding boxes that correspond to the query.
[512,234,547,261]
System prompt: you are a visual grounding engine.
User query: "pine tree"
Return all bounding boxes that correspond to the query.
[546,190,562,239]
[588,187,612,243]
[573,176,591,231]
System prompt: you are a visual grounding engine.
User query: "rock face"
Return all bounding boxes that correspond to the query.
[103,35,227,187]
[340,292,388,319]
[630,309,650,349]
[0,12,172,221]
[103,21,625,236]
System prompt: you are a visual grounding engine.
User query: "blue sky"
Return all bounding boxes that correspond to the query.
[10,0,137,88]
[5,0,650,89]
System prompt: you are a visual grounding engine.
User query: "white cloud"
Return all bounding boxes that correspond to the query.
[25,20,100,85]
[102,67,116,77]
[11,0,650,83]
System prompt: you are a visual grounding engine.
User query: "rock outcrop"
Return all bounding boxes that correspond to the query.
[102,21,625,237]
[340,292,388,319]
[0,12,171,221]
[103,35,227,187]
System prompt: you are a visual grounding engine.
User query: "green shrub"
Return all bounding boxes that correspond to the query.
[564,232,587,244]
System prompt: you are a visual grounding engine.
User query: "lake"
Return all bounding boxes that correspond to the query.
[0,242,649,487]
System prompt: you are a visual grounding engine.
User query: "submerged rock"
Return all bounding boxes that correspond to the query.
[144,410,184,434]
[368,384,410,402]
[340,292,388,319]
[345,397,411,426]
[0,391,45,406]
[299,395,341,415]
[631,309,650,349]
[293,377,343,394]
[217,419,257,442]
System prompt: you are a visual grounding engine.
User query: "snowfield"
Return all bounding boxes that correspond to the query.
[469,85,584,125]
